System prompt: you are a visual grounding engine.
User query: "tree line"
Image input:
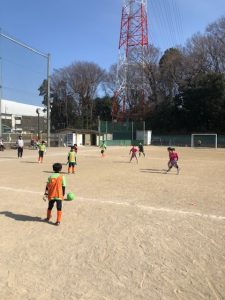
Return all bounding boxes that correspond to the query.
[39,15,225,134]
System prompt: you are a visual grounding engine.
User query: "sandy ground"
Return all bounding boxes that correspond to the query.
[0,145,224,300]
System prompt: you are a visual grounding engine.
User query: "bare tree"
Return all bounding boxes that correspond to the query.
[206,16,225,73]
[159,47,186,103]
[139,44,162,105]
[51,62,105,129]
[65,62,105,128]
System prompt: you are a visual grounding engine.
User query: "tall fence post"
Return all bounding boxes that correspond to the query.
[143,120,145,145]
[98,116,100,146]
[131,121,134,143]
[0,37,2,137]
[47,53,51,147]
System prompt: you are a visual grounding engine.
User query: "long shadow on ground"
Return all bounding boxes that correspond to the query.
[140,169,177,175]
[0,157,18,159]
[43,171,68,174]
[0,211,45,222]
[20,161,39,164]
[113,161,131,164]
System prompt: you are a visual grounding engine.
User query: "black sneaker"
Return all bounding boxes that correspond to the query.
[55,222,60,226]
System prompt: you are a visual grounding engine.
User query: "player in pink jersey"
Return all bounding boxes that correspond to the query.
[129,145,138,163]
[166,147,180,174]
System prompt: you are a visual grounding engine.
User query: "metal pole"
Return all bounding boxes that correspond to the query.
[0,29,2,137]
[0,55,2,137]
[131,121,133,143]
[37,112,40,139]
[98,116,100,146]
[143,120,145,145]
[47,53,51,147]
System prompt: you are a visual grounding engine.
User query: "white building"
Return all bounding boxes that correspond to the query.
[0,99,47,133]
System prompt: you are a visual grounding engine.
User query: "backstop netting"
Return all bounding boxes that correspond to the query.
[0,30,48,106]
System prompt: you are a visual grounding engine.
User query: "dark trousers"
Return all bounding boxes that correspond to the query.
[48,199,62,211]
[18,147,23,157]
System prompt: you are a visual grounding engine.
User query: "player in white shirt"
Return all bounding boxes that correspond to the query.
[16,136,24,158]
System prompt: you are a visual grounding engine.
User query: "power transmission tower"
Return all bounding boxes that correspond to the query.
[112,0,149,121]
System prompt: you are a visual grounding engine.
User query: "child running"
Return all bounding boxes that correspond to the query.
[100,140,107,157]
[38,140,46,163]
[129,145,138,163]
[73,144,78,153]
[67,146,76,174]
[138,142,145,157]
[166,147,180,174]
[44,163,66,226]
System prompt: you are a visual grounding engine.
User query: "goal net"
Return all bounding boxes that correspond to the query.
[191,134,217,148]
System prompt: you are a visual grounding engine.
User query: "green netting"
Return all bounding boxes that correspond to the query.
[192,134,217,148]
[151,135,191,146]
[151,134,225,147]
[100,120,145,140]
[105,139,144,146]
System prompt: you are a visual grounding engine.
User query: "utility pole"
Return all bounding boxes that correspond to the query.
[47,53,51,147]
[0,28,2,136]
[0,55,2,137]
[36,108,41,140]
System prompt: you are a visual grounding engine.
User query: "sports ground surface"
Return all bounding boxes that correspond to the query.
[0,146,224,300]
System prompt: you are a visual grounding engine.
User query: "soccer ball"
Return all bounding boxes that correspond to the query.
[66,192,75,201]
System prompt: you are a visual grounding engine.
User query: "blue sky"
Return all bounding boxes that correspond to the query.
[0,0,224,104]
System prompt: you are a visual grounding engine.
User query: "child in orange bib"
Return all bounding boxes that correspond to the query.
[44,163,66,226]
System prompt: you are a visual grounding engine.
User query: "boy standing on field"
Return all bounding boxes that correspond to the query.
[44,163,66,226]
[67,146,76,174]
[38,140,46,163]
[16,135,24,158]
[100,140,107,157]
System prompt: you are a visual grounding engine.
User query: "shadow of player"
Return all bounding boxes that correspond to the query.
[0,211,44,222]
[113,161,130,164]
[43,171,68,174]
[140,169,176,175]
[20,161,39,164]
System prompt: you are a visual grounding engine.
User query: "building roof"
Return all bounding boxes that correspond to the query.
[0,99,47,117]
[57,127,99,134]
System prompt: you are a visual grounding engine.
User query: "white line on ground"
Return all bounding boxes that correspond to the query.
[0,186,224,221]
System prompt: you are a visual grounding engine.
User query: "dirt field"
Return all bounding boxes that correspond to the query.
[0,145,224,300]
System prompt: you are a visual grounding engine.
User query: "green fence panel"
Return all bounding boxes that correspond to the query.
[105,139,144,146]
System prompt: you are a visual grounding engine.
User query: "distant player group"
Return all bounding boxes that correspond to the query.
[1,136,180,226]
[44,142,179,226]
[129,143,145,163]
[128,143,179,174]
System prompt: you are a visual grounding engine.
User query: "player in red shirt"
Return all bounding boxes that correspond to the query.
[129,145,138,163]
[166,147,180,174]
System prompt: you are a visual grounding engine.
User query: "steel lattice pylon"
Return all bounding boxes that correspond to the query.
[113,0,149,120]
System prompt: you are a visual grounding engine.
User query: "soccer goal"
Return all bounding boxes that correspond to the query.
[191,133,217,148]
